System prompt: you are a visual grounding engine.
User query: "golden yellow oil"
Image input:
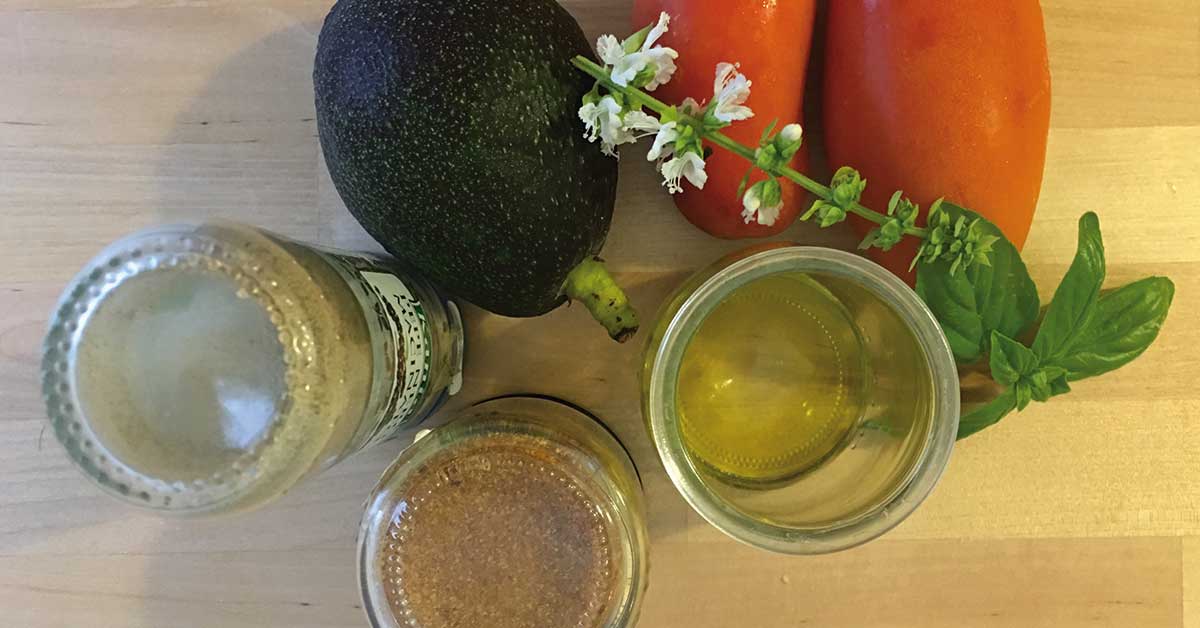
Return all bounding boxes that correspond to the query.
[676,272,874,485]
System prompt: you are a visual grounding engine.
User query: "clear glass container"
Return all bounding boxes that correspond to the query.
[358,396,648,628]
[642,245,959,554]
[41,223,464,515]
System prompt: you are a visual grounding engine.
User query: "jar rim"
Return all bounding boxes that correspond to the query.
[357,396,648,628]
[645,246,960,554]
[41,223,333,514]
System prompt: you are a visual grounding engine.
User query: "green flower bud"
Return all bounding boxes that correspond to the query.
[758,177,783,209]
[773,123,804,160]
[831,166,861,188]
[887,191,921,230]
[802,199,824,222]
[781,123,804,144]
[930,227,945,245]
[754,144,783,175]
[819,203,847,228]
[859,217,906,253]
[953,215,968,238]
[829,167,867,210]
[915,213,1002,275]
[801,200,848,228]
[877,219,904,251]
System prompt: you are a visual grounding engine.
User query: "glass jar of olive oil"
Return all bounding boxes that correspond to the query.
[41,223,464,515]
[642,245,959,554]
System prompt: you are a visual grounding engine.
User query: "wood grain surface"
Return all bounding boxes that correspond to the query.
[1,1,1198,627]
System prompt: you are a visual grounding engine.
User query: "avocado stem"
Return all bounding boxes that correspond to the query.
[561,258,639,343]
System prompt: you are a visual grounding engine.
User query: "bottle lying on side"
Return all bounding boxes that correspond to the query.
[41,222,464,515]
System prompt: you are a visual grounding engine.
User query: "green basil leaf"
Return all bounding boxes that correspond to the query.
[1030,365,1068,402]
[1040,365,1067,382]
[989,330,1039,386]
[958,388,1018,440]
[1028,370,1053,402]
[1052,276,1175,380]
[1015,381,1033,411]
[917,204,1040,363]
[759,118,780,146]
[622,24,653,53]
[914,263,984,361]
[1032,213,1105,362]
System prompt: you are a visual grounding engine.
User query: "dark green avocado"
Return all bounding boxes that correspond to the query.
[315,0,637,341]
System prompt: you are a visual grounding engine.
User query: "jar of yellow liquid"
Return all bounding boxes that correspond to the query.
[642,245,959,553]
[41,223,464,515]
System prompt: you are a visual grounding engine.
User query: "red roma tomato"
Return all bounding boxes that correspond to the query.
[632,0,817,239]
[823,0,1052,282]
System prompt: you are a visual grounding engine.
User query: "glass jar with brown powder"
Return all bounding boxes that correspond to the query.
[357,396,649,628]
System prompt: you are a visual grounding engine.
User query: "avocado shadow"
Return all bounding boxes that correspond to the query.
[142,17,377,628]
[152,18,333,246]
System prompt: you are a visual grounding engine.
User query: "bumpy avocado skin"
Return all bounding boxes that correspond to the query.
[314,0,619,317]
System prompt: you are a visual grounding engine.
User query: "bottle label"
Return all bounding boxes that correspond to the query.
[323,253,433,448]
[357,270,434,448]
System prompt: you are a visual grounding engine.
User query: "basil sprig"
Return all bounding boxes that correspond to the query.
[569,30,1174,440]
[916,202,1040,364]
[920,210,1174,439]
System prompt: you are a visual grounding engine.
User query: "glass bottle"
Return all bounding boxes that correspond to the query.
[41,223,464,515]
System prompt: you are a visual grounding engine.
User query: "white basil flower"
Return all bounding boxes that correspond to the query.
[579,95,634,157]
[754,200,782,226]
[660,151,707,194]
[621,111,680,162]
[597,12,678,91]
[621,110,661,135]
[596,34,624,67]
[637,14,679,91]
[646,121,679,162]
[741,184,763,223]
[741,179,783,226]
[601,124,637,157]
[711,62,754,123]
[579,96,618,142]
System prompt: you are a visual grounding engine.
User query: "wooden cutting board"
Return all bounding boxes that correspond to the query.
[1,1,1197,626]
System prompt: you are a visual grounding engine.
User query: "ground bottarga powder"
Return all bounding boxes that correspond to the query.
[378,432,622,628]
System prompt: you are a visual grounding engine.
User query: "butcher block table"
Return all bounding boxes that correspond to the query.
[1,1,1198,626]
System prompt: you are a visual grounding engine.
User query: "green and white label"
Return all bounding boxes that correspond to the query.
[357,270,433,448]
